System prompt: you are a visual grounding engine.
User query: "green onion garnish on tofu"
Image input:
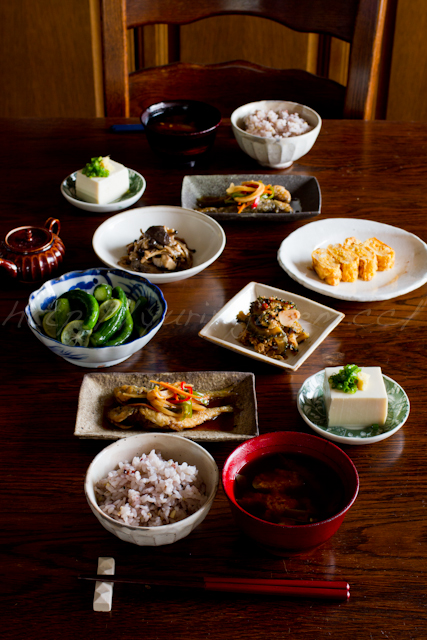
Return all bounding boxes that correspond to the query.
[329,364,361,394]
[82,156,110,178]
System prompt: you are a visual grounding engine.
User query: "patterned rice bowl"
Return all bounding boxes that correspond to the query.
[25,268,166,368]
[297,370,410,445]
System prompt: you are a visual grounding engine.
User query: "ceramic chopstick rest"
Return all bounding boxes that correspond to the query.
[93,557,115,612]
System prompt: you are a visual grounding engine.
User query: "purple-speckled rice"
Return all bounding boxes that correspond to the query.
[243,109,312,140]
[94,449,207,527]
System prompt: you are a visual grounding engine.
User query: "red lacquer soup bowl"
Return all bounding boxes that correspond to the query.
[222,431,359,553]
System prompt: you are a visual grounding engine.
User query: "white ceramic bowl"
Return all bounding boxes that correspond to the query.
[231,100,322,169]
[84,433,219,546]
[61,168,146,213]
[25,268,166,368]
[92,205,226,284]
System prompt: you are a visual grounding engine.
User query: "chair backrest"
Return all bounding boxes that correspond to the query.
[101,0,393,119]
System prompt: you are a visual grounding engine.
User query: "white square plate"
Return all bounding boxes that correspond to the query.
[199,282,345,371]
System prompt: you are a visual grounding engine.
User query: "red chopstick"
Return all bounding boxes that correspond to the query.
[79,575,350,600]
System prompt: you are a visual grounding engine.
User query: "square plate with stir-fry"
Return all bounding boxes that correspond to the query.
[74,371,258,442]
[199,282,344,371]
[181,174,321,221]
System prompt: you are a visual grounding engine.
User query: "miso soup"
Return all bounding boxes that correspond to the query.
[234,453,345,526]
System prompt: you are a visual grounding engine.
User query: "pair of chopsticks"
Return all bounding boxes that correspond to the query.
[80,575,350,600]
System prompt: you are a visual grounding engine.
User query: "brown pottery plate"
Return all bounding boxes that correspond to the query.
[74,371,258,442]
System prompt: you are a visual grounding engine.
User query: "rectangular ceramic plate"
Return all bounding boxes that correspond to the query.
[74,371,258,442]
[199,282,345,371]
[181,174,321,221]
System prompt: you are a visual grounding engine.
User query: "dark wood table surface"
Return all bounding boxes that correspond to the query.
[1,118,427,639]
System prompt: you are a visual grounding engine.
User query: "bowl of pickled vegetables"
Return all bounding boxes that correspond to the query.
[25,268,167,368]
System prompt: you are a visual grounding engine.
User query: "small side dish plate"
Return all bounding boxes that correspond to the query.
[198,282,344,371]
[181,174,321,221]
[297,370,410,445]
[61,169,146,213]
[278,218,427,301]
[74,371,258,442]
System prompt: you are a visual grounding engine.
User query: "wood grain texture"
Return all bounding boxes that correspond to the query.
[102,0,391,119]
[1,118,427,638]
[387,0,427,120]
[180,15,312,69]
[0,0,101,117]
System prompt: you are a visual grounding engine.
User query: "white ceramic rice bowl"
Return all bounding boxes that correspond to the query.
[92,205,226,284]
[25,268,166,368]
[84,433,219,546]
[231,100,322,169]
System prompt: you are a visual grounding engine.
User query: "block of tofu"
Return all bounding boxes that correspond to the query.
[75,158,129,204]
[343,237,378,281]
[312,248,342,286]
[323,366,388,429]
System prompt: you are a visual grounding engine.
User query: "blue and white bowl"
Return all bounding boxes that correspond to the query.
[25,268,167,368]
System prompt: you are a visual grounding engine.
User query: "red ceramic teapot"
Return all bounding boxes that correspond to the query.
[0,217,65,282]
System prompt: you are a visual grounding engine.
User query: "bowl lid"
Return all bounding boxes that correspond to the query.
[5,226,52,253]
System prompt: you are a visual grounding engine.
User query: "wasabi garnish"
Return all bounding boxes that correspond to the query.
[328,364,361,394]
[81,156,110,178]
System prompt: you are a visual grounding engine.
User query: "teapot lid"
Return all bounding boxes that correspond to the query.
[5,226,52,254]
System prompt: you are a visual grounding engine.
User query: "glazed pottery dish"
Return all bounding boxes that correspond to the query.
[25,268,166,368]
[61,169,146,213]
[199,281,344,371]
[231,100,321,169]
[85,433,219,546]
[222,431,359,553]
[74,370,258,442]
[181,174,321,222]
[297,370,410,445]
[278,218,427,302]
[92,205,226,284]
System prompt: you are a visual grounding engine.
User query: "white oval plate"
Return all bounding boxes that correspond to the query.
[61,169,146,213]
[278,218,427,301]
[297,370,410,444]
[92,205,226,284]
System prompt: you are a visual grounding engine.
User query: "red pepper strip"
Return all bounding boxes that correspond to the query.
[172,382,193,404]
[251,196,260,209]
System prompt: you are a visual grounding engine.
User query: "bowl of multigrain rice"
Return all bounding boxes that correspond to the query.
[231,100,322,169]
[85,433,219,546]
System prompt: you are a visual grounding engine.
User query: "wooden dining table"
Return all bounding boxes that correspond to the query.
[1,117,427,639]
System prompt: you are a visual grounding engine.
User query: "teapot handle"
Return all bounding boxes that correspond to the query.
[45,218,61,236]
[0,259,18,278]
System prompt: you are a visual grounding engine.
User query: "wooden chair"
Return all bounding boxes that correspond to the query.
[100,0,395,119]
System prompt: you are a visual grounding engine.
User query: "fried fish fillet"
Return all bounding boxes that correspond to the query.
[108,404,234,431]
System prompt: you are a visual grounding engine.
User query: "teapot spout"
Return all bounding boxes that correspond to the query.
[0,258,18,277]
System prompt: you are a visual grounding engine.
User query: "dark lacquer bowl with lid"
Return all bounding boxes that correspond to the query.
[0,217,65,282]
[140,100,222,166]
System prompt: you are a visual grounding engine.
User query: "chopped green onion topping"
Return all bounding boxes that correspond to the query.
[82,156,110,178]
[329,364,361,394]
